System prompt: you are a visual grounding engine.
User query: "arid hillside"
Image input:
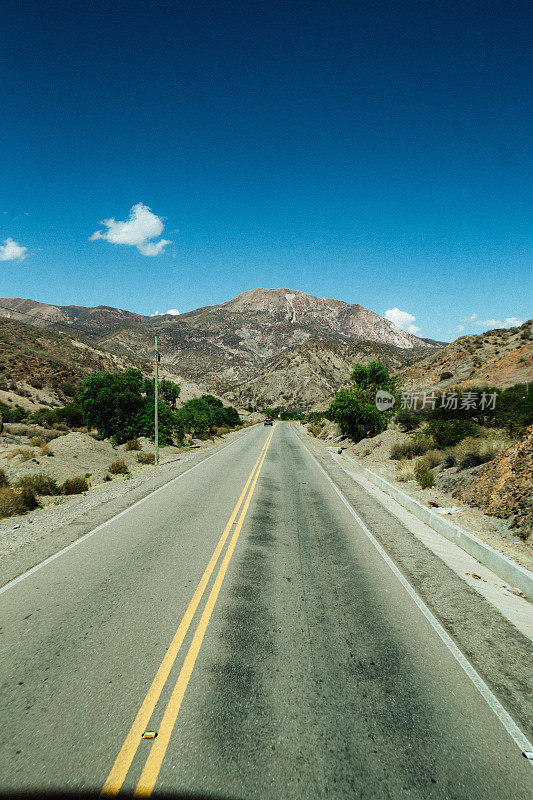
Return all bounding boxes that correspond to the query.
[223,337,432,410]
[0,317,201,410]
[400,320,532,390]
[0,288,439,387]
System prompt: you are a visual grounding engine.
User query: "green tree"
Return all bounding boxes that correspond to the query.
[79,369,145,442]
[327,361,398,442]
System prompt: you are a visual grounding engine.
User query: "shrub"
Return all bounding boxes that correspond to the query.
[30,436,46,447]
[108,460,129,474]
[14,473,60,495]
[452,435,509,470]
[137,452,155,464]
[39,442,52,456]
[214,426,230,436]
[103,474,112,482]
[424,449,442,468]
[0,468,9,488]
[29,378,44,389]
[307,422,322,437]
[414,459,435,489]
[423,419,479,448]
[6,447,34,462]
[440,371,453,381]
[18,485,39,510]
[390,435,433,460]
[0,486,39,517]
[61,477,89,494]
[395,460,415,482]
[441,451,456,468]
[124,438,142,451]
[394,409,422,432]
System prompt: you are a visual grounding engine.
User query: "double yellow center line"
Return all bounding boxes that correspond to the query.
[100,424,277,797]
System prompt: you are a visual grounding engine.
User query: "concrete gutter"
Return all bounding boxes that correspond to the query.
[340,454,533,601]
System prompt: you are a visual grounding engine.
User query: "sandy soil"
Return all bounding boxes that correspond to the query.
[305,421,533,572]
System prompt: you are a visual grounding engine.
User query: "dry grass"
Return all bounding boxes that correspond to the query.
[6,447,35,462]
[137,452,155,464]
[61,476,89,494]
[390,435,433,460]
[395,459,415,482]
[307,422,322,437]
[424,449,442,468]
[108,459,130,474]
[0,486,39,517]
[124,438,142,451]
[214,426,230,436]
[0,468,9,488]
[414,458,435,488]
[14,473,60,496]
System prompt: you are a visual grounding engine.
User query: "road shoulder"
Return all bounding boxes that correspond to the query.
[291,422,533,739]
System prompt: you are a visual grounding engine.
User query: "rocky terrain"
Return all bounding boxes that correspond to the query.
[400,319,533,390]
[447,425,533,533]
[0,288,438,389]
[223,336,428,410]
[0,316,205,411]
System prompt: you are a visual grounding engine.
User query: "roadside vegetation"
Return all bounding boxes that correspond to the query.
[301,361,532,504]
[0,369,243,520]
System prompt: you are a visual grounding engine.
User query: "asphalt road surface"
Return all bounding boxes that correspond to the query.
[1,422,531,799]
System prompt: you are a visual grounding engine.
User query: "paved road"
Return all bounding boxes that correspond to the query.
[0,422,531,798]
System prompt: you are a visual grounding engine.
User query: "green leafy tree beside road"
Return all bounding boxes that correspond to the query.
[327,361,399,442]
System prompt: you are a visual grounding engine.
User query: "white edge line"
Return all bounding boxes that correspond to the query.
[299,436,533,759]
[0,429,253,597]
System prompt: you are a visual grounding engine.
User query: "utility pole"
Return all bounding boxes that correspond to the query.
[154,335,159,465]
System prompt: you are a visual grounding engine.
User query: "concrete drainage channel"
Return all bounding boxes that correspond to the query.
[336,451,533,602]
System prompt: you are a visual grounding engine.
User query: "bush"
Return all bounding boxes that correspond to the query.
[0,469,9,488]
[109,460,129,474]
[14,473,60,495]
[137,452,155,464]
[0,486,39,516]
[442,451,456,468]
[394,409,422,432]
[424,449,442,468]
[18,485,39,510]
[61,477,89,494]
[395,460,415,482]
[124,438,142,451]
[30,436,46,447]
[440,371,454,381]
[452,435,509,470]
[414,459,435,489]
[423,419,480,448]
[307,422,322,437]
[390,435,433,460]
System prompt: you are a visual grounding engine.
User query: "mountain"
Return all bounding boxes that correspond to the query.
[400,320,533,390]
[222,337,431,411]
[0,316,201,410]
[0,289,436,389]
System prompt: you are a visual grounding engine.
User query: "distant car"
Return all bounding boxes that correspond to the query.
[264,417,273,426]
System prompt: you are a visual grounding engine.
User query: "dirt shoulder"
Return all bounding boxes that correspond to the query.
[302,421,533,572]
[0,424,257,589]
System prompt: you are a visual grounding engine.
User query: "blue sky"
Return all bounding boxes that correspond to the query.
[1,0,531,341]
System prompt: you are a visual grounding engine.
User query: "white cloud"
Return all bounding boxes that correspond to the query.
[150,308,180,317]
[385,307,420,334]
[455,324,465,332]
[474,317,524,329]
[0,237,27,261]
[90,202,171,256]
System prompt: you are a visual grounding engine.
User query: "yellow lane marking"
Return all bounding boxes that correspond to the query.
[133,427,276,797]
[100,427,275,797]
